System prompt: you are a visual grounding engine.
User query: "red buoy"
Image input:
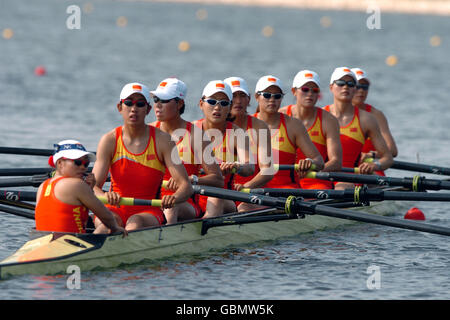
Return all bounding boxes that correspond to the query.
[34,66,46,76]
[404,207,426,220]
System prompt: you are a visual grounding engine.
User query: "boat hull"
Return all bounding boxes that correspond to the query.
[0,200,404,279]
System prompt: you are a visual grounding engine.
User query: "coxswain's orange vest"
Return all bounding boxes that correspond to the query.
[110,125,165,199]
[323,105,365,168]
[35,177,89,233]
[286,105,332,189]
[255,113,297,188]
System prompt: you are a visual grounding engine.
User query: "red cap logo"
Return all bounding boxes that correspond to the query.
[159,82,167,87]
[132,85,142,91]
[216,83,225,89]
[231,80,240,87]
[304,73,313,78]
[268,77,276,82]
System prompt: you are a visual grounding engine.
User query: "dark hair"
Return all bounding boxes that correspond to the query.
[179,100,185,115]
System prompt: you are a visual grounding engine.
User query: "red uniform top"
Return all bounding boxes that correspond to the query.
[255,113,297,189]
[360,104,385,176]
[234,115,260,186]
[35,177,89,233]
[193,119,235,212]
[286,105,332,189]
[154,121,202,216]
[323,105,365,168]
[108,125,165,225]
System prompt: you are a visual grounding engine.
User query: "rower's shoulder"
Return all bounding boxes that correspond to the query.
[278,105,289,114]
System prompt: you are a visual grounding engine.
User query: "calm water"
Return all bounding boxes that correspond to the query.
[0,0,449,300]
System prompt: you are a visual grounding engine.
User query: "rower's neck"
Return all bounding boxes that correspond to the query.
[123,123,148,139]
[258,110,280,129]
[159,116,185,134]
[295,104,317,120]
[330,100,354,117]
[203,119,227,133]
[233,113,248,129]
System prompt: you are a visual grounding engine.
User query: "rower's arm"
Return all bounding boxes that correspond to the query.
[362,113,393,171]
[234,127,255,177]
[322,111,342,172]
[371,108,398,158]
[242,121,274,189]
[159,131,193,203]
[92,132,115,197]
[290,118,324,170]
[197,134,224,188]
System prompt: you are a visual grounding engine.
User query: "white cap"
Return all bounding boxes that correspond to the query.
[292,70,320,88]
[151,78,187,100]
[202,80,233,101]
[51,140,96,166]
[255,75,284,94]
[224,77,250,96]
[351,68,370,83]
[330,67,357,84]
[119,82,151,103]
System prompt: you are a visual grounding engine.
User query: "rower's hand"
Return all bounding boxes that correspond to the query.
[295,159,313,179]
[165,177,178,191]
[104,191,122,207]
[83,173,96,189]
[220,162,239,176]
[161,194,176,209]
[110,225,128,238]
[360,152,375,162]
[358,162,379,175]
[233,183,244,192]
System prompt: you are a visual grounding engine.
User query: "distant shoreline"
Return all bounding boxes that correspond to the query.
[147,0,450,16]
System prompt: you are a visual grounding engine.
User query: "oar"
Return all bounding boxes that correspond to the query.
[0,203,35,220]
[0,146,96,157]
[0,167,54,176]
[0,190,162,207]
[242,186,450,203]
[0,174,50,188]
[365,158,450,176]
[305,171,450,192]
[193,185,450,237]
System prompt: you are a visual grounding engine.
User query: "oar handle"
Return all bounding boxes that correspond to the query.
[274,163,317,171]
[97,196,162,207]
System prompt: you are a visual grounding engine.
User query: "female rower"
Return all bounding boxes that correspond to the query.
[150,78,224,223]
[193,80,254,217]
[279,70,342,189]
[223,76,274,211]
[92,82,193,231]
[254,75,324,189]
[351,67,398,175]
[324,67,393,189]
[35,140,126,236]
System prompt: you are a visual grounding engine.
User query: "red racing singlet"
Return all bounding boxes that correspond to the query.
[108,125,165,224]
[324,105,365,168]
[255,113,297,189]
[361,104,375,153]
[286,105,332,189]
[234,115,260,186]
[35,177,89,233]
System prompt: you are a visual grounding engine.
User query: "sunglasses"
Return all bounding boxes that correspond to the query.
[121,99,148,108]
[356,84,370,90]
[153,96,179,104]
[333,80,356,87]
[300,87,320,93]
[63,158,90,168]
[257,91,284,100]
[202,98,231,107]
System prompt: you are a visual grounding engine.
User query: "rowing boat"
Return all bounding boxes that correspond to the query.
[0,198,405,279]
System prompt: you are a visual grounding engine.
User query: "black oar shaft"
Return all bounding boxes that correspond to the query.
[0,146,54,156]
[311,172,450,191]
[0,190,37,202]
[0,204,35,220]
[0,168,53,176]
[0,174,49,188]
[392,160,450,176]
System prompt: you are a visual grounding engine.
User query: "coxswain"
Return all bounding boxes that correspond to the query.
[254,75,324,189]
[324,67,393,189]
[279,70,342,189]
[93,82,193,231]
[150,78,223,223]
[35,140,126,236]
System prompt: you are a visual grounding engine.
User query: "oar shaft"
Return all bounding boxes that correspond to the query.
[392,160,450,176]
[0,146,54,156]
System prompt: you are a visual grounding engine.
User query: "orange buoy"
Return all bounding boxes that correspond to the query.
[404,207,426,220]
[34,66,46,76]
